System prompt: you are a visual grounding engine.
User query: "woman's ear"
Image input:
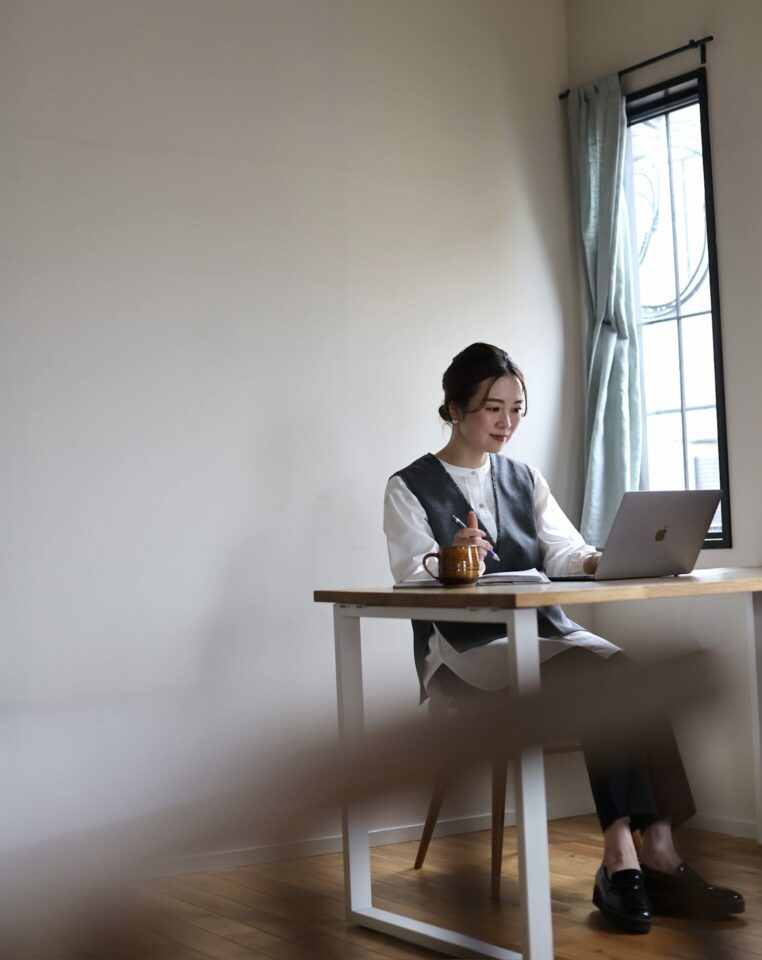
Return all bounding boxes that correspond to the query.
[448,401,461,424]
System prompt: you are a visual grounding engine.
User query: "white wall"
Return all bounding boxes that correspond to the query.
[566,0,762,836]
[1,0,591,865]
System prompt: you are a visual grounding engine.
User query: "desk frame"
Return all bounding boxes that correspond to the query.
[317,568,762,960]
[335,604,549,960]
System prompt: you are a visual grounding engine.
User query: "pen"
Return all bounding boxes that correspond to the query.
[451,514,500,561]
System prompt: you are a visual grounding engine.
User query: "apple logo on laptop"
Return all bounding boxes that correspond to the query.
[654,526,668,542]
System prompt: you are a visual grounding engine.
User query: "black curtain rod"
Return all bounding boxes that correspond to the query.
[558,35,714,100]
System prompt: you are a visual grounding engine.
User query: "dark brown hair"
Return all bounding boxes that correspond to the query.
[438,342,527,423]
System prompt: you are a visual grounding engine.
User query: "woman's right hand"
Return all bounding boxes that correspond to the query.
[452,510,494,561]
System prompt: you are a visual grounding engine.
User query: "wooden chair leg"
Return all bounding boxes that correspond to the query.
[414,781,448,869]
[491,757,508,899]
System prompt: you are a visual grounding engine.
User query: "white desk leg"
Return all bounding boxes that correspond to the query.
[334,606,373,915]
[505,608,553,960]
[746,593,762,845]
[332,606,523,960]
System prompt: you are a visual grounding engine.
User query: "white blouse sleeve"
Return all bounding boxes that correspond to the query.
[531,467,598,577]
[383,475,441,583]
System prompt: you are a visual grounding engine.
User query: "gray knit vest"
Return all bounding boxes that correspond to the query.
[392,453,582,700]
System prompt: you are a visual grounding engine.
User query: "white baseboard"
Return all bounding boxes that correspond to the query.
[152,803,761,879]
[687,812,758,840]
[150,795,596,878]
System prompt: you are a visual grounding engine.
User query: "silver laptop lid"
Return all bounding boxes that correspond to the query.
[595,490,722,581]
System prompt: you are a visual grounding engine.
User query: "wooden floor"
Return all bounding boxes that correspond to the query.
[4,815,762,959]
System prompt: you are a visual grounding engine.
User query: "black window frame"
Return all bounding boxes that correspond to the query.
[626,67,731,549]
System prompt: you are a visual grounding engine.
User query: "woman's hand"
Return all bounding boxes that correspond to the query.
[452,510,494,561]
[582,552,602,574]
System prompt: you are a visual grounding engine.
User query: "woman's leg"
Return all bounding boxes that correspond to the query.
[640,817,681,873]
[602,817,640,873]
[542,647,743,925]
[540,648,696,836]
[432,657,662,876]
[432,649,696,854]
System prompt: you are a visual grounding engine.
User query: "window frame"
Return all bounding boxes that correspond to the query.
[625,67,732,549]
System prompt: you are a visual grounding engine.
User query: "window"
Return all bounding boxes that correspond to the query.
[625,69,731,547]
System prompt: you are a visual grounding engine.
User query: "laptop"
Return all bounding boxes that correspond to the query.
[551,490,722,581]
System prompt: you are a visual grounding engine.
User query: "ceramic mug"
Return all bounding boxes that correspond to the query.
[422,544,480,586]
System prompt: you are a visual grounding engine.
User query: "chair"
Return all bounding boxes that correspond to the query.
[413,690,581,899]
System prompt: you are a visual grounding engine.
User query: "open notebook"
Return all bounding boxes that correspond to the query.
[393,568,549,588]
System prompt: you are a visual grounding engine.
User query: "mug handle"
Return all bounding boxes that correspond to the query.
[422,552,440,579]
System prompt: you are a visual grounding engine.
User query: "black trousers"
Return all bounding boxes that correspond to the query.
[430,646,696,833]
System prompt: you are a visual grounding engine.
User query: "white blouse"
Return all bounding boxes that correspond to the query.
[383,455,618,693]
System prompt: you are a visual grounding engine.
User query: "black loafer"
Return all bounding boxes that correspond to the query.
[593,864,652,933]
[641,862,745,918]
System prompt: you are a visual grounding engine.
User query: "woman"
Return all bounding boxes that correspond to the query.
[383,342,743,934]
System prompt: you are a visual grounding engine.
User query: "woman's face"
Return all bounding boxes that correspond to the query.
[450,374,525,455]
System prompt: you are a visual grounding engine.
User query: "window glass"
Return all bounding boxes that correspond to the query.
[626,70,730,546]
[669,105,710,314]
[630,116,677,319]
[681,313,717,409]
[644,411,684,489]
[640,321,681,413]
[685,408,719,485]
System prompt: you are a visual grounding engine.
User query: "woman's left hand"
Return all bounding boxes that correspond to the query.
[582,552,602,574]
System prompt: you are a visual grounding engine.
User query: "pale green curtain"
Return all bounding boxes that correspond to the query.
[567,74,641,547]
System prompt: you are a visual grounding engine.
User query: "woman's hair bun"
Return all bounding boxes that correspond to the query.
[438,402,452,422]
